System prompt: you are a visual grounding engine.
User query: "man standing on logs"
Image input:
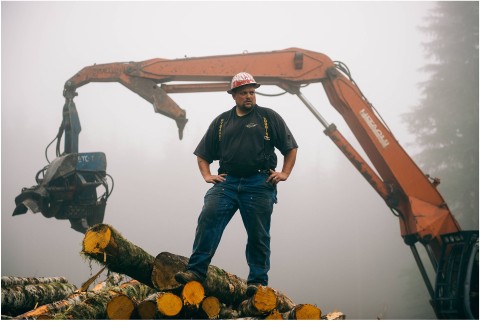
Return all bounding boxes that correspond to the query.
[175,72,298,296]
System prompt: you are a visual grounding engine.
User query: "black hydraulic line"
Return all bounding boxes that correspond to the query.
[410,244,435,300]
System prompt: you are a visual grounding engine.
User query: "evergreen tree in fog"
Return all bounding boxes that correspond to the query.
[402,1,479,228]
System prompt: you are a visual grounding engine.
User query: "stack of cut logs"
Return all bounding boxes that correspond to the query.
[1,224,346,320]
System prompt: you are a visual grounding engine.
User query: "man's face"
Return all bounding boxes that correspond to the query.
[232,85,256,110]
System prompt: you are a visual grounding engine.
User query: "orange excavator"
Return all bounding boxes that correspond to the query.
[12,48,478,319]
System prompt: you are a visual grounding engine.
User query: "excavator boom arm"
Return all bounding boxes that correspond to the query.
[322,66,462,250]
[63,48,335,136]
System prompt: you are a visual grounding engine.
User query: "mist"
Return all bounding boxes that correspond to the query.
[2,2,438,319]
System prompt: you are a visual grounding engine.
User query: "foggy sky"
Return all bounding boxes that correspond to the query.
[2,1,437,319]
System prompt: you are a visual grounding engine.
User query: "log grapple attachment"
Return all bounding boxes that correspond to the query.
[12,152,111,233]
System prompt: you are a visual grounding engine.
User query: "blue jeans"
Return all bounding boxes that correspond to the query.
[186,172,277,285]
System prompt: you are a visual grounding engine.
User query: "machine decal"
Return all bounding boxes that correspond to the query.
[359,108,390,148]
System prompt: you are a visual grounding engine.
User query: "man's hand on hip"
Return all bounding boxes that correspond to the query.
[204,173,227,184]
[266,169,289,185]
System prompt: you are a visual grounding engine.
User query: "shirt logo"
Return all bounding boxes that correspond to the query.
[246,123,258,128]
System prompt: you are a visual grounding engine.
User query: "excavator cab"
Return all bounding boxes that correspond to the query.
[433,231,479,319]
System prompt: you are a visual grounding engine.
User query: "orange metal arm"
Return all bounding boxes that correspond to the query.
[63,62,189,138]
[321,66,461,258]
[63,48,334,137]
[63,47,461,259]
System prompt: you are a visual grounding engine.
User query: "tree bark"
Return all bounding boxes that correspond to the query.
[82,224,156,288]
[14,292,94,319]
[219,304,241,319]
[1,281,77,316]
[272,288,296,314]
[54,287,114,319]
[1,276,69,287]
[92,273,125,292]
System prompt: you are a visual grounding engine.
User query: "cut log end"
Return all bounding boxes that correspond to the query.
[157,292,183,317]
[182,280,205,306]
[83,224,113,254]
[201,296,221,319]
[151,252,185,291]
[106,294,135,320]
[238,285,278,317]
[137,301,156,320]
[254,286,277,312]
[265,309,283,320]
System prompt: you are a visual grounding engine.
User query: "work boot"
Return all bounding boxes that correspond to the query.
[174,270,204,284]
[246,283,261,297]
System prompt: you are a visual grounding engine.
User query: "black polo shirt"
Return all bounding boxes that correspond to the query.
[194,105,298,177]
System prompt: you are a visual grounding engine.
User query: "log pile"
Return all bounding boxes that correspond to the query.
[1,224,346,319]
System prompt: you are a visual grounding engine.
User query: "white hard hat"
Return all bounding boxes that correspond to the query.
[227,72,261,94]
